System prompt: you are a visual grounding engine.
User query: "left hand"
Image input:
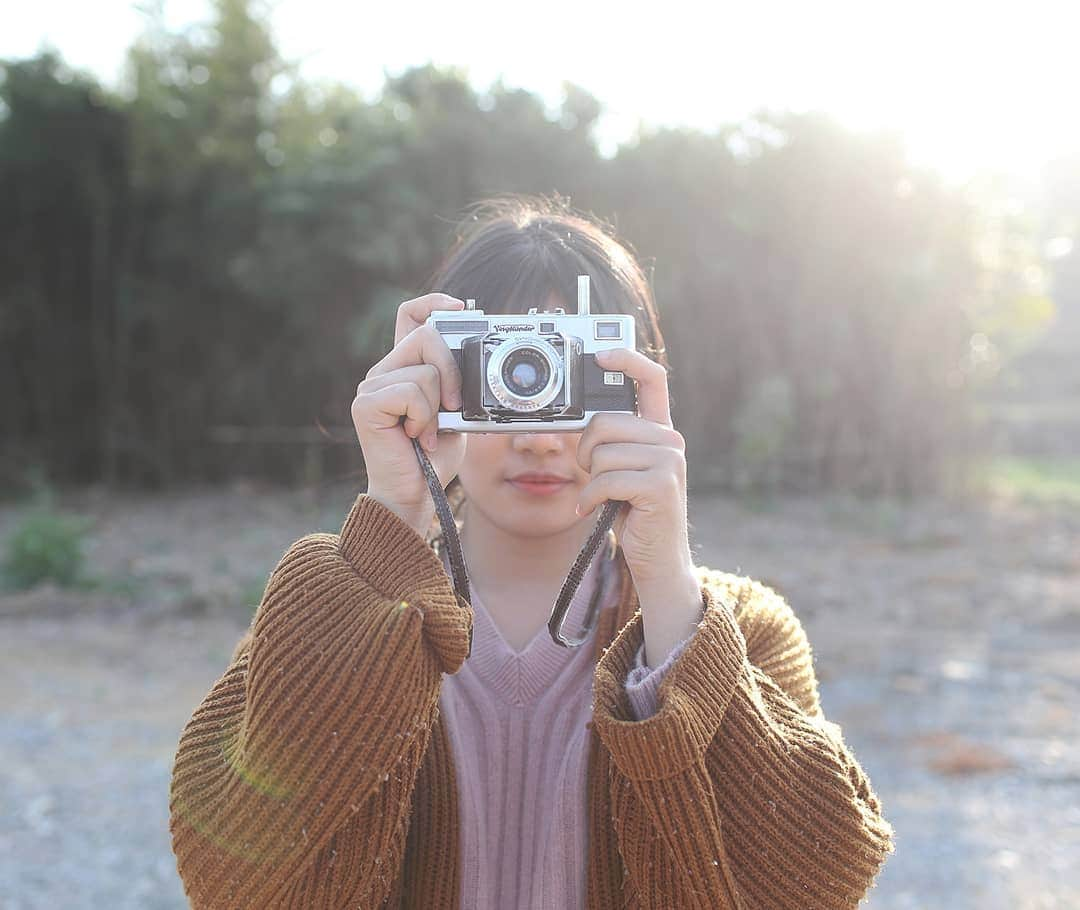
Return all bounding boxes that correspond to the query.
[575,347,693,588]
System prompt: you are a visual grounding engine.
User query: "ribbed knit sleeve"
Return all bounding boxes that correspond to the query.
[169,493,472,910]
[624,636,694,721]
[591,570,895,909]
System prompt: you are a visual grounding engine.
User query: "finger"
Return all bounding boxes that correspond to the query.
[353,381,436,442]
[359,364,443,450]
[367,324,463,411]
[574,453,647,519]
[395,293,466,345]
[577,468,674,517]
[586,441,682,478]
[594,347,671,426]
[358,363,440,404]
[577,413,684,473]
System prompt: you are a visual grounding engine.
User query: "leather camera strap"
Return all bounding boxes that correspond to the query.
[409,431,624,652]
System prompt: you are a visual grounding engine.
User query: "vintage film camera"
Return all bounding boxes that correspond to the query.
[426,275,638,432]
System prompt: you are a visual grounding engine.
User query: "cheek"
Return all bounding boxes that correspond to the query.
[460,436,510,486]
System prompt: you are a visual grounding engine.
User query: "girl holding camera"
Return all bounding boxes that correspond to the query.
[170,195,894,909]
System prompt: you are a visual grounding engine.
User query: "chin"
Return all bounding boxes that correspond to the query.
[493,485,581,537]
[504,514,580,539]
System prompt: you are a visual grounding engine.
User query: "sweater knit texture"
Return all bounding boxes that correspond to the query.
[433,538,691,908]
[169,493,896,909]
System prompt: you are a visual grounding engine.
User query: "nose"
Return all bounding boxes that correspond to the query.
[510,431,565,455]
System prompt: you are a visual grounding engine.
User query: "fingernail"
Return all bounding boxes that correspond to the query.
[575,503,583,516]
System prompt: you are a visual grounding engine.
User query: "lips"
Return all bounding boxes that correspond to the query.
[508,473,572,483]
[507,472,573,496]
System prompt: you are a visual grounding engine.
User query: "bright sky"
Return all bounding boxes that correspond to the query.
[3,0,1076,184]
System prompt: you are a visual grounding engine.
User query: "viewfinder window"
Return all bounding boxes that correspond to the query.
[595,321,622,339]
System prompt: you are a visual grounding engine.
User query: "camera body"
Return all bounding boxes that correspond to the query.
[426,275,637,432]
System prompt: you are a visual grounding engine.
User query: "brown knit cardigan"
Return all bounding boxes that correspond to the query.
[169,493,895,908]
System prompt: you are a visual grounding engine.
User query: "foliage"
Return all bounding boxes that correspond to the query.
[976,456,1080,507]
[0,0,1065,496]
[1,500,93,591]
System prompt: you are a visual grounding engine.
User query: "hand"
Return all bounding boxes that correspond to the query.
[574,347,705,665]
[574,347,693,588]
[351,293,468,535]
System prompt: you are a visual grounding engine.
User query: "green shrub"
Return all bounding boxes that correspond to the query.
[1,506,93,591]
[237,576,270,617]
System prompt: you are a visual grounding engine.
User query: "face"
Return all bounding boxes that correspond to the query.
[456,291,591,539]
[457,429,590,539]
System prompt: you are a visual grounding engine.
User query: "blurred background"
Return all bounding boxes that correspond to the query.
[0,1,1077,907]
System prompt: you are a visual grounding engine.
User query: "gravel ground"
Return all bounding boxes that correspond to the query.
[1,480,1078,909]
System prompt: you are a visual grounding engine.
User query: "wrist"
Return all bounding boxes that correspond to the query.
[631,550,696,595]
[366,491,434,538]
[637,566,704,667]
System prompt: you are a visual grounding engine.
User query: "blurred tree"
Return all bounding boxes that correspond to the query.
[0,1,1056,496]
[597,112,1021,495]
[973,157,1079,458]
[0,52,129,484]
[115,0,288,484]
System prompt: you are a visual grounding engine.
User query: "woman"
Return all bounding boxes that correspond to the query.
[169,195,895,909]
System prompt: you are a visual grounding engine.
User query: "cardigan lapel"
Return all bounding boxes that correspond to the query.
[585,547,640,908]
[396,711,462,909]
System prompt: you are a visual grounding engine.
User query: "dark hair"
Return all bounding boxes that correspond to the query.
[419,192,670,545]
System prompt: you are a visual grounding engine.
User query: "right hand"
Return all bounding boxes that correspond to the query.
[352,293,469,535]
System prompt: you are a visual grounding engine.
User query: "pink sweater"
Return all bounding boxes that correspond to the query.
[436,543,694,909]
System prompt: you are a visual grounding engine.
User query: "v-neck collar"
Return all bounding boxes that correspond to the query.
[438,544,619,707]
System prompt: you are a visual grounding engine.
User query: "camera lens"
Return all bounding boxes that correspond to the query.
[486,336,563,413]
[502,347,550,397]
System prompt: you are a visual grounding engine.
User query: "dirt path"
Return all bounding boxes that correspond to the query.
[1,482,1078,909]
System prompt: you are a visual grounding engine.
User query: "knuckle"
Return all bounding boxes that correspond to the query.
[419,324,443,348]
[665,428,685,450]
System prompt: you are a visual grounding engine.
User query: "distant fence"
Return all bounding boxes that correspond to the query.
[207,426,362,489]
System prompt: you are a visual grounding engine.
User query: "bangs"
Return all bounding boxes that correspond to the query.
[434,226,618,315]
[422,195,667,365]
